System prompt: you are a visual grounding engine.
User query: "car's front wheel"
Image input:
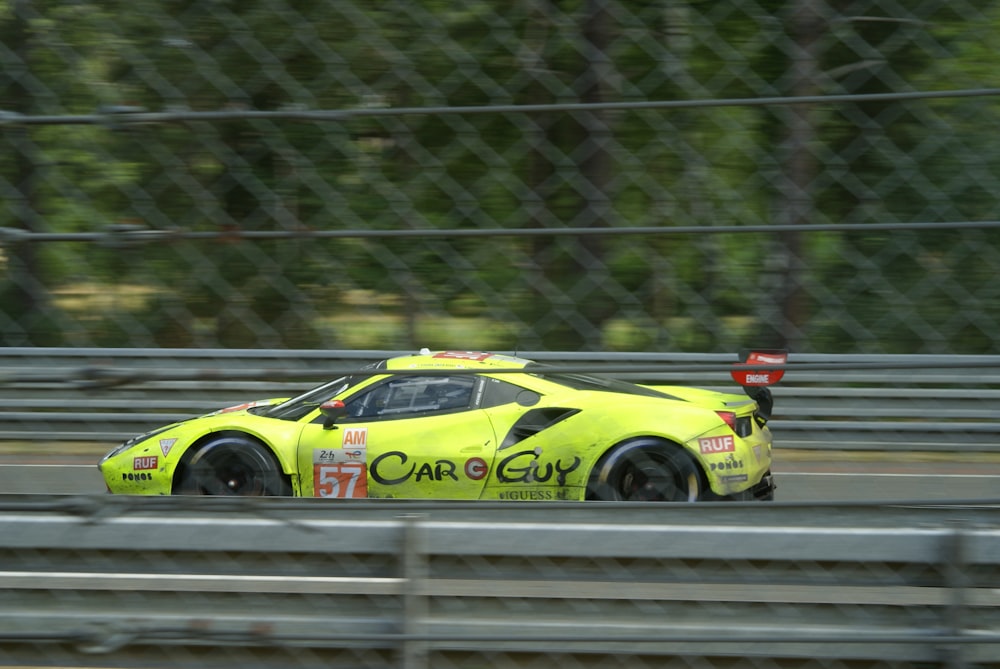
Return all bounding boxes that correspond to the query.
[174,435,290,496]
[587,440,702,502]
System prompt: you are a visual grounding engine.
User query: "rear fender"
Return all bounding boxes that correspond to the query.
[586,437,707,501]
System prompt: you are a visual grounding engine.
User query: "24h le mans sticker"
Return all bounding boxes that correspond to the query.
[312,428,368,499]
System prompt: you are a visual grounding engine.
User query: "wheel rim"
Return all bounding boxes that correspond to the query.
[610,449,698,502]
[186,444,279,496]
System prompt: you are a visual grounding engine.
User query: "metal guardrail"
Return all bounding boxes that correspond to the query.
[1,348,999,452]
[0,496,998,668]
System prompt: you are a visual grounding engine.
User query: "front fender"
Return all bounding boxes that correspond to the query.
[99,403,300,495]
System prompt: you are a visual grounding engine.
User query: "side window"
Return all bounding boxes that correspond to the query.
[479,377,540,408]
[343,375,476,420]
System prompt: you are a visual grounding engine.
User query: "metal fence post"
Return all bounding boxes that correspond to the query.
[940,523,969,669]
[399,514,428,669]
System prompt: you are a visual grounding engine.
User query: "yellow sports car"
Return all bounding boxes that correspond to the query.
[99,349,784,502]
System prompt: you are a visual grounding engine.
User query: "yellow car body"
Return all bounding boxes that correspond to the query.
[99,350,779,502]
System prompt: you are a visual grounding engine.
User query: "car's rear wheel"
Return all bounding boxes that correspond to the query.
[587,440,702,502]
[174,435,290,496]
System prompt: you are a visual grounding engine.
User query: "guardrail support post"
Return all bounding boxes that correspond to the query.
[940,523,968,669]
[399,513,428,669]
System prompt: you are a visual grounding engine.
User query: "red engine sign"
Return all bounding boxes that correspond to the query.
[731,349,787,386]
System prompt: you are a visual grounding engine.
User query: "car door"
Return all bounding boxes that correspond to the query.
[296,374,498,499]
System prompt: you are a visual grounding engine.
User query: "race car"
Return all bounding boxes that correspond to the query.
[98,349,785,502]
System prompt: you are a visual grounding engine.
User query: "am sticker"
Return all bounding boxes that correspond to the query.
[342,427,367,447]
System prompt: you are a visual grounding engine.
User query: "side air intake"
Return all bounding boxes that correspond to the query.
[500,408,580,449]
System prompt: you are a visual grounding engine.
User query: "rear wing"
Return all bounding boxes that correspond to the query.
[730,349,787,387]
[730,349,787,422]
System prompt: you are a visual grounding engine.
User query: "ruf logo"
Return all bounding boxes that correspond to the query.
[698,436,735,454]
[134,456,158,470]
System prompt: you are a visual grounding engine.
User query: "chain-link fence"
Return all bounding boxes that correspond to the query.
[2,0,1000,353]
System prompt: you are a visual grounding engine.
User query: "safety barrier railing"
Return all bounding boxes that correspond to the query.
[1,348,999,452]
[0,496,998,668]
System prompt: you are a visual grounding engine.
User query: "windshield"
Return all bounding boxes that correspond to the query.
[531,369,677,399]
[258,363,383,421]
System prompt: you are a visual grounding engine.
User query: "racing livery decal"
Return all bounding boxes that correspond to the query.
[497,488,573,501]
[133,456,158,470]
[369,451,489,485]
[496,448,581,486]
[465,457,489,481]
[698,436,735,454]
[159,438,177,457]
[710,458,745,472]
[313,445,368,499]
[341,427,368,448]
[434,351,493,362]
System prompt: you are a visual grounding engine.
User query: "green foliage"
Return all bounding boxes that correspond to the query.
[2,1,1000,352]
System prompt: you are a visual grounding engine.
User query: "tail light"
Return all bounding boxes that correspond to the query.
[716,410,753,437]
[716,411,737,431]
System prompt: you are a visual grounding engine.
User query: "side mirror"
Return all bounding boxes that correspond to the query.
[320,400,349,430]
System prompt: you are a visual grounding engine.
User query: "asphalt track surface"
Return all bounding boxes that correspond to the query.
[1,447,998,501]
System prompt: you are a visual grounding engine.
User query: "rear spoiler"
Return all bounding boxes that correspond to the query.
[731,349,787,422]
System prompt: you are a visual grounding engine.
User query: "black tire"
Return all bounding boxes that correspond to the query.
[587,440,702,502]
[174,435,290,496]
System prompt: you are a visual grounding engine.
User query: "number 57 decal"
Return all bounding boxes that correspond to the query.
[314,463,368,498]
